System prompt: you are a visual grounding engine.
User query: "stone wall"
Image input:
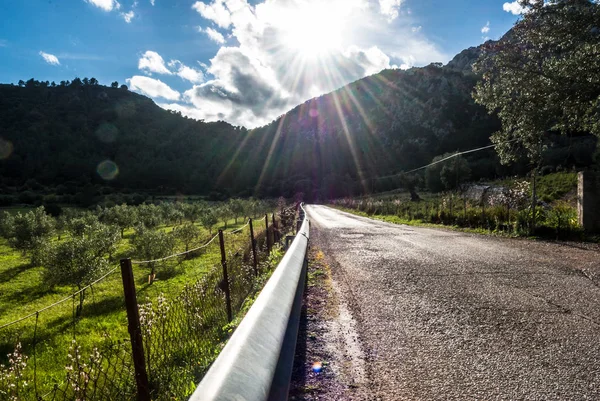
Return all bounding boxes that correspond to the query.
[577,171,600,232]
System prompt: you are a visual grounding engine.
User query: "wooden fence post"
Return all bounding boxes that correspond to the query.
[120,258,151,401]
[218,230,233,322]
[249,219,258,276]
[265,214,272,253]
[272,213,278,243]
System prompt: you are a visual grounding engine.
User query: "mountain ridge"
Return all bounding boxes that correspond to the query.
[0,42,595,203]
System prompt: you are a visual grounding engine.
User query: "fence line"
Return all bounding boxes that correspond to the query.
[0,209,293,401]
[0,222,262,330]
[131,232,220,265]
[225,220,250,235]
[0,265,120,331]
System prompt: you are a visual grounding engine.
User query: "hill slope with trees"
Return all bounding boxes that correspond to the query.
[0,39,597,204]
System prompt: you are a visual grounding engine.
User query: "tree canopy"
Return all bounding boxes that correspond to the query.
[474,0,600,165]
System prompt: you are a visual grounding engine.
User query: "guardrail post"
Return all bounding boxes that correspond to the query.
[249,219,258,275]
[120,258,151,401]
[265,214,271,253]
[218,230,233,322]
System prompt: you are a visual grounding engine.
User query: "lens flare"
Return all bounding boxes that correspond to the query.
[0,138,13,159]
[97,160,119,180]
[95,123,119,143]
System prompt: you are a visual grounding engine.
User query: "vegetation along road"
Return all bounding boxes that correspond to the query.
[306,205,600,400]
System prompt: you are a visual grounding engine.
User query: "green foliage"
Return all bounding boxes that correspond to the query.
[200,209,218,235]
[99,204,137,237]
[0,207,54,259]
[40,223,118,314]
[474,0,600,164]
[174,222,201,252]
[426,153,471,192]
[131,226,175,278]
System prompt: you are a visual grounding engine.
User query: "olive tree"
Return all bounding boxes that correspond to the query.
[199,209,218,235]
[2,207,55,260]
[131,226,175,282]
[174,222,200,253]
[41,224,119,315]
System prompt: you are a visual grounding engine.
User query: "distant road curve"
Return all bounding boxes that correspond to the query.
[307,205,600,400]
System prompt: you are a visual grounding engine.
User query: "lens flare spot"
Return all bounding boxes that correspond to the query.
[0,138,13,159]
[309,108,319,118]
[312,361,323,373]
[97,160,119,180]
[95,123,119,143]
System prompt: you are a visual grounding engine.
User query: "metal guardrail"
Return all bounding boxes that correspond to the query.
[190,205,309,401]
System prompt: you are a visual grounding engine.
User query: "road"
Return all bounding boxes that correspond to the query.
[306,205,600,400]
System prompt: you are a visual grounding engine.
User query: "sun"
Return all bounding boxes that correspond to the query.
[280,3,345,58]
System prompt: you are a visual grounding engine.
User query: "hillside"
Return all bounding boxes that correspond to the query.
[0,49,597,204]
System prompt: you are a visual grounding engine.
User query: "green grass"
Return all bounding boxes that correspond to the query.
[0,215,268,397]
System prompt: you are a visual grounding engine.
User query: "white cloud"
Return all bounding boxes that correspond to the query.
[138,50,172,75]
[150,0,447,127]
[126,76,181,100]
[39,51,60,65]
[192,0,231,28]
[503,1,528,15]
[121,10,135,23]
[85,0,120,12]
[481,21,490,34]
[201,27,226,44]
[150,0,155,5]
[168,60,205,83]
[379,0,403,22]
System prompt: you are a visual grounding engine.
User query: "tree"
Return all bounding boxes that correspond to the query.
[199,209,218,235]
[120,84,128,90]
[17,80,25,87]
[2,207,55,260]
[228,199,245,224]
[111,81,119,88]
[440,154,471,191]
[473,0,600,165]
[41,224,118,316]
[174,222,200,253]
[136,204,162,228]
[131,226,175,282]
[102,204,137,237]
[89,77,98,86]
[218,205,233,228]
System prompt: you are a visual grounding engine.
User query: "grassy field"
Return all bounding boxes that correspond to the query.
[0,215,265,396]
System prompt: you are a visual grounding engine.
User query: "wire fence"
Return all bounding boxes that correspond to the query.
[0,210,294,401]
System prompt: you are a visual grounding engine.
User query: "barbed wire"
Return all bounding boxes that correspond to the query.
[0,265,120,331]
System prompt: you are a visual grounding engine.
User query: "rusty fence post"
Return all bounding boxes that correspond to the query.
[120,258,151,401]
[265,214,271,253]
[249,219,258,276]
[218,230,233,322]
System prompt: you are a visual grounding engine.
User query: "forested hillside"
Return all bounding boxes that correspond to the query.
[0,47,597,204]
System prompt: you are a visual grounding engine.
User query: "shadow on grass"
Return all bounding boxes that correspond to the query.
[0,261,33,282]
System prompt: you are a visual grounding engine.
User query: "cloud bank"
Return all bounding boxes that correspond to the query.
[127,0,447,127]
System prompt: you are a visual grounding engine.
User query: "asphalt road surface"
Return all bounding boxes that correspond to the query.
[306,205,600,400]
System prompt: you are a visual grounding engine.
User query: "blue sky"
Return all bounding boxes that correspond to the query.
[0,0,522,127]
